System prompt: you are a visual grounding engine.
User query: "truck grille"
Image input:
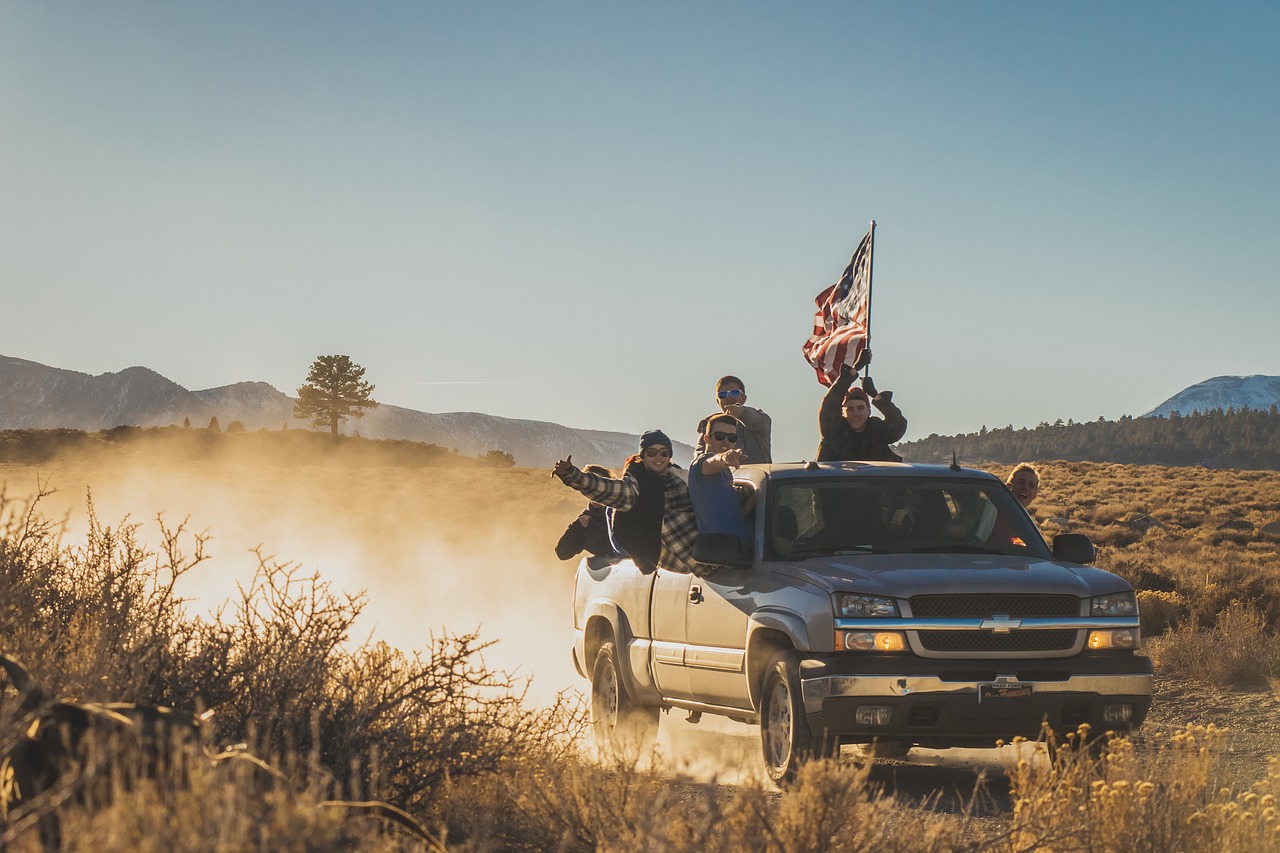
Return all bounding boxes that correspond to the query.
[909,594,1080,619]
[918,629,1079,653]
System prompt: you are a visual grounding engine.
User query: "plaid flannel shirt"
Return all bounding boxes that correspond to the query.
[563,465,701,574]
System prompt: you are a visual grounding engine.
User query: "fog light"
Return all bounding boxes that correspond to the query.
[1103,703,1133,724]
[839,630,906,652]
[856,705,893,726]
[1088,629,1139,650]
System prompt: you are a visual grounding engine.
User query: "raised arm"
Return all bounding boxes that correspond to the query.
[554,458,639,511]
[818,365,857,438]
[873,394,908,444]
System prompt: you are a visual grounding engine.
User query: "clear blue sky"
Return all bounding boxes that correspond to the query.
[3,2,1277,462]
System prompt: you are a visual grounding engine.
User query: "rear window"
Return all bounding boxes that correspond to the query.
[768,476,1050,560]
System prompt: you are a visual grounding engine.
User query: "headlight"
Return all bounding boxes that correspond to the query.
[1088,629,1140,650]
[835,594,900,618]
[839,630,907,652]
[1091,592,1138,617]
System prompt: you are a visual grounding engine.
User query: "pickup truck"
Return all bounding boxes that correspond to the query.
[571,461,1152,783]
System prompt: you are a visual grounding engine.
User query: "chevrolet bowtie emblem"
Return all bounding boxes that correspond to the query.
[980,615,1022,634]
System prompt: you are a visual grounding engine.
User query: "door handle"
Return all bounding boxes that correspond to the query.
[689,584,703,604]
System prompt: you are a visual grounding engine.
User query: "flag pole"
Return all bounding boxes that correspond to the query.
[863,219,876,378]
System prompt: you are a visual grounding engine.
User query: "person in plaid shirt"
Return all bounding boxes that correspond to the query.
[552,429,700,574]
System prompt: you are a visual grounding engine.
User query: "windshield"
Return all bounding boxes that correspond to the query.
[768,476,1050,560]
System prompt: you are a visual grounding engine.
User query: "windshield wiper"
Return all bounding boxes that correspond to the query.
[905,543,1008,555]
[783,544,876,559]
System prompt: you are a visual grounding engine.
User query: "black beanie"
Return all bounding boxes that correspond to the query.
[639,429,672,453]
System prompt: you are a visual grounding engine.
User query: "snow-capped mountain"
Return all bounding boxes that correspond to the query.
[0,355,693,468]
[1142,375,1280,418]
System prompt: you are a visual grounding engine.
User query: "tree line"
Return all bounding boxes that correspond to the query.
[898,406,1280,470]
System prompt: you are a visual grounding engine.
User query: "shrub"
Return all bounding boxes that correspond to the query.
[1149,603,1280,688]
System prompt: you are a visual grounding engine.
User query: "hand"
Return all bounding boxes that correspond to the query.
[853,347,872,371]
[552,455,576,480]
[862,375,879,398]
[724,401,744,418]
[722,448,745,469]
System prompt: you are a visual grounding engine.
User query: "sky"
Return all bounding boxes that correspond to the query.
[3,1,1278,463]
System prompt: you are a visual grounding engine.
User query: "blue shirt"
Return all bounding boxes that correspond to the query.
[689,453,753,545]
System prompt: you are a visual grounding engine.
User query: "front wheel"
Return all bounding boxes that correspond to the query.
[759,651,838,785]
[591,641,659,760]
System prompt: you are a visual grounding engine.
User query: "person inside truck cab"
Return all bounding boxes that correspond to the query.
[815,351,907,462]
[551,430,700,574]
[689,414,755,548]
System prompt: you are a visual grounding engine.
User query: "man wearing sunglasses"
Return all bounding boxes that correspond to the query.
[695,375,772,464]
[689,413,754,546]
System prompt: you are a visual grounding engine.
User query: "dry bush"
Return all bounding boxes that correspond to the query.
[2,736,431,852]
[1148,603,1280,688]
[1006,725,1280,852]
[1137,589,1189,635]
[0,486,564,843]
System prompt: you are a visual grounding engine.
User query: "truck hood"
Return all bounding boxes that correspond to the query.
[772,553,1132,598]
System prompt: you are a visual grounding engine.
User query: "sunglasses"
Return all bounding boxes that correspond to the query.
[716,389,745,399]
[643,447,672,458]
[711,431,738,444]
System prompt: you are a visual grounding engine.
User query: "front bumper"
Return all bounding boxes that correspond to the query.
[798,653,1154,747]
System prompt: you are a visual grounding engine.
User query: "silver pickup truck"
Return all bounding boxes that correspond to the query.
[571,461,1153,783]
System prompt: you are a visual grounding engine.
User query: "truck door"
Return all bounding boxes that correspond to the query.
[683,572,759,709]
[648,567,695,701]
[683,487,763,710]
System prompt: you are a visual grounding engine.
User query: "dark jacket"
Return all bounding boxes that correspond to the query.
[606,459,667,571]
[816,369,907,462]
[554,504,618,561]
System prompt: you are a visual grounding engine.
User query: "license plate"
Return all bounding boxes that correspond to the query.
[979,682,1033,702]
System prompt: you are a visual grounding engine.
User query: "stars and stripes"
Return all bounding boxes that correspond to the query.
[802,225,874,386]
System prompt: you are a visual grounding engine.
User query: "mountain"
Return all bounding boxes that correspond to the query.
[0,355,693,468]
[1142,375,1280,418]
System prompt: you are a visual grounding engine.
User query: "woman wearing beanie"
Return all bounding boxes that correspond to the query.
[552,429,699,573]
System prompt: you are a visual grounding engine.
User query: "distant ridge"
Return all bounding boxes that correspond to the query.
[0,355,692,468]
[1142,375,1280,418]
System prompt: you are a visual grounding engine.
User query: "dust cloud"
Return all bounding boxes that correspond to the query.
[1,445,588,707]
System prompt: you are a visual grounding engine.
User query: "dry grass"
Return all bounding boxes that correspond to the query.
[4,444,1280,848]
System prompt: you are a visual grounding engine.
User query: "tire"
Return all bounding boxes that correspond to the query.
[591,641,659,759]
[759,651,838,785]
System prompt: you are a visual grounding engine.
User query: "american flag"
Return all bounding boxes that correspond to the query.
[802,226,873,386]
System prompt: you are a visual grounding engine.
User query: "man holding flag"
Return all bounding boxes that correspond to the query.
[803,223,908,462]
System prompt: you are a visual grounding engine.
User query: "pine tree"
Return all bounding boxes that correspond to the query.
[293,355,379,436]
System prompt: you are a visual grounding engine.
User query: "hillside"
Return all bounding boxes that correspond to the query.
[0,355,693,468]
[897,406,1280,470]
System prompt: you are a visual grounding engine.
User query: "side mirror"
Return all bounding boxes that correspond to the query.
[1053,533,1096,565]
[692,533,752,569]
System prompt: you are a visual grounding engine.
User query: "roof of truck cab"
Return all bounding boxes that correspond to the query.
[732,461,1003,487]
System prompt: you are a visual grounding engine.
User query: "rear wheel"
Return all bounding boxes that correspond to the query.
[591,641,659,759]
[759,651,838,785]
